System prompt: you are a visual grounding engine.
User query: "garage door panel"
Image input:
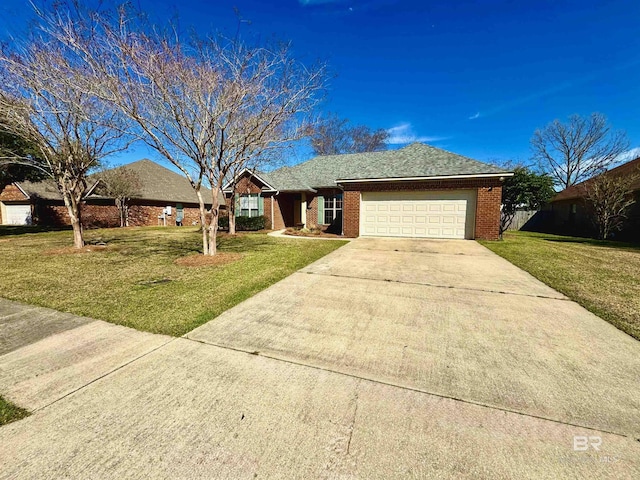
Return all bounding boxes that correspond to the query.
[360,190,476,239]
[3,204,32,225]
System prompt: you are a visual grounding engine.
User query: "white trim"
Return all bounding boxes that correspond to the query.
[12,183,31,199]
[301,192,307,227]
[336,172,513,183]
[222,168,277,192]
[84,180,101,198]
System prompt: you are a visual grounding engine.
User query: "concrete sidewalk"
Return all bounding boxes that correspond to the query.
[0,298,171,411]
[1,338,637,479]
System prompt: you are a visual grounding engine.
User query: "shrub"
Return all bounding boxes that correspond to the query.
[222,215,267,231]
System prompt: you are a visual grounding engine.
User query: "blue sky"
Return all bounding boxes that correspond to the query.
[1,0,639,168]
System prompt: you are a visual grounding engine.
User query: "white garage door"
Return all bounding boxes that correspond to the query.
[360,190,476,239]
[3,204,32,225]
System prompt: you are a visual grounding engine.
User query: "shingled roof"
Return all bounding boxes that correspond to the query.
[259,143,508,191]
[16,159,220,205]
[98,159,219,204]
[552,157,640,202]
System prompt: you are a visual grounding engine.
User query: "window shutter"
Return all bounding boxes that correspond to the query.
[258,194,264,216]
[234,194,240,217]
[317,195,324,224]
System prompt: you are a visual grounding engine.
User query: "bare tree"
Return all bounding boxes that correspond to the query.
[531,113,629,189]
[96,166,141,227]
[309,114,388,156]
[583,169,639,240]
[47,4,324,254]
[0,25,129,248]
[350,125,389,154]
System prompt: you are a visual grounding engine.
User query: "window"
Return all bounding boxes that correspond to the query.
[239,194,260,217]
[323,194,343,225]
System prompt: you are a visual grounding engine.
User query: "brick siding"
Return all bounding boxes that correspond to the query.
[32,201,205,228]
[0,184,28,202]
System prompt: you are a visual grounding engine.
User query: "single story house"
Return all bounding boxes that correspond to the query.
[0,159,223,227]
[225,143,512,240]
[548,156,640,241]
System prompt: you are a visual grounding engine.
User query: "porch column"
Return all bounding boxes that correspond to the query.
[301,192,307,227]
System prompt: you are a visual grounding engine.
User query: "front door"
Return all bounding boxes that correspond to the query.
[293,200,301,226]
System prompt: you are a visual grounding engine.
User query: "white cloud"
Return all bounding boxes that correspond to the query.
[469,112,481,120]
[386,123,448,145]
[613,147,640,165]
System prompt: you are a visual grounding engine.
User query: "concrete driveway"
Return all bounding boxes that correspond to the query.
[1,238,639,478]
[188,238,640,438]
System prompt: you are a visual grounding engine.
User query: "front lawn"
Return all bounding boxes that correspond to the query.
[0,227,346,336]
[480,231,640,340]
[0,395,29,426]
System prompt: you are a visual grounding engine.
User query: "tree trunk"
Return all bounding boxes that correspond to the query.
[228,183,238,235]
[64,195,84,248]
[63,193,85,248]
[207,187,221,256]
[229,211,236,235]
[116,199,125,227]
[195,187,209,255]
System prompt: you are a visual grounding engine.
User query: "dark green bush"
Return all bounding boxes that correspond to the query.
[218,215,229,229]
[236,215,267,231]
[219,215,266,231]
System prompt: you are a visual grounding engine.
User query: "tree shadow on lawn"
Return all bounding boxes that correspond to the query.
[542,237,640,253]
[0,225,71,236]
[86,228,276,258]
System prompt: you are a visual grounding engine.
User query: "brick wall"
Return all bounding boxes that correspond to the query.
[1,183,211,228]
[343,191,361,238]
[341,177,504,240]
[35,201,205,228]
[474,185,502,240]
[0,184,28,202]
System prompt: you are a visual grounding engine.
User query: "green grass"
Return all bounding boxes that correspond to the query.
[480,231,640,340]
[0,226,346,336]
[0,396,29,426]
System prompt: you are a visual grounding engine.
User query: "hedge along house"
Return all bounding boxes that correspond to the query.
[0,159,224,227]
[224,143,512,240]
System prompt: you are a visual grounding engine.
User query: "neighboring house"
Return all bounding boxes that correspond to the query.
[225,143,512,240]
[0,159,223,227]
[548,157,640,241]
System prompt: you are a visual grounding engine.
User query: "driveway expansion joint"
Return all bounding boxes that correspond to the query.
[301,270,570,302]
[183,335,631,440]
[32,336,177,413]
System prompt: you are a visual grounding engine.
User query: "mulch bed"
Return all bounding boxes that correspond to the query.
[284,230,343,239]
[174,252,243,267]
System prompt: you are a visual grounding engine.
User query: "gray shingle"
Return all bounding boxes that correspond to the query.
[262,143,508,190]
[17,159,222,205]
